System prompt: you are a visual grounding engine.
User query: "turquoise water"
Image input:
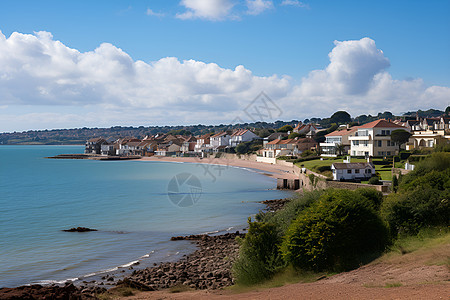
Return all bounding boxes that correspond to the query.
[0,146,292,288]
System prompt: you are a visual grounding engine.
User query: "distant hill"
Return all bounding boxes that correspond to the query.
[0,121,298,145]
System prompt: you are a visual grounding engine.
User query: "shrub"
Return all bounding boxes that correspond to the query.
[368,176,382,185]
[232,219,285,285]
[281,189,389,272]
[316,165,331,173]
[355,188,384,211]
[381,168,450,236]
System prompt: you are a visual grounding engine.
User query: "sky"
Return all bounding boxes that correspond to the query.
[0,0,449,132]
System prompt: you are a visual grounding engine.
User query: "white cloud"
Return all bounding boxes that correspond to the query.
[281,0,309,8]
[0,31,448,132]
[176,0,235,21]
[246,0,274,15]
[146,8,165,17]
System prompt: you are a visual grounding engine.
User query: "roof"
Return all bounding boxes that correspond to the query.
[87,137,106,143]
[358,119,407,129]
[211,131,228,138]
[231,129,250,136]
[325,127,358,137]
[295,137,317,144]
[267,138,297,145]
[332,162,374,169]
[293,122,303,130]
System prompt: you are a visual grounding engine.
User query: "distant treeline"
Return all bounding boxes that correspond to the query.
[0,108,445,145]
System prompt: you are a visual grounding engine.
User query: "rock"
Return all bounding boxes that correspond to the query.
[62,227,97,232]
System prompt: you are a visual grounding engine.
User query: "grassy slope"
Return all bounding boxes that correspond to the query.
[295,157,394,180]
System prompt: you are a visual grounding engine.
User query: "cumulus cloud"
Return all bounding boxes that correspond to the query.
[281,0,309,8]
[0,31,448,131]
[246,0,274,15]
[176,0,235,20]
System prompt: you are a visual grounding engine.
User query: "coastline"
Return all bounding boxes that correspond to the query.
[0,154,294,298]
[138,156,299,181]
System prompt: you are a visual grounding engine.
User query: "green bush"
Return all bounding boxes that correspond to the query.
[232,219,285,285]
[355,188,384,211]
[281,189,389,272]
[368,176,382,185]
[382,168,450,236]
[381,153,450,236]
[316,165,331,173]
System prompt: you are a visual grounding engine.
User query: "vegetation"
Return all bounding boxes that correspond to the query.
[277,125,294,133]
[390,129,412,152]
[233,148,448,288]
[235,139,263,154]
[381,152,450,236]
[281,189,388,272]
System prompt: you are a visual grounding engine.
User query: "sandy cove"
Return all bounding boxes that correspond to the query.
[138,156,299,181]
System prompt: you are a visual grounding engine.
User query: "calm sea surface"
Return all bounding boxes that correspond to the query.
[0,145,292,287]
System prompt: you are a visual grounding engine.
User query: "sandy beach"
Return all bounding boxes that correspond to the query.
[138,156,299,181]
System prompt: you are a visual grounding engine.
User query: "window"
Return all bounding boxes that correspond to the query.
[355,169,360,173]
[362,141,368,147]
[377,140,382,147]
[347,169,352,174]
[387,151,391,156]
[353,141,359,146]
[365,169,372,174]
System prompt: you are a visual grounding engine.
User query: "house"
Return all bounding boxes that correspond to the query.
[263,132,288,147]
[293,123,318,137]
[181,136,197,154]
[155,141,182,156]
[293,138,318,156]
[260,138,297,158]
[348,119,409,157]
[229,129,259,147]
[100,142,115,156]
[210,131,231,150]
[194,133,212,153]
[320,127,357,157]
[331,160,375,181]
[85,138,107,154]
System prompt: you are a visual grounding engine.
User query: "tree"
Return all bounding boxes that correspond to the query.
[390,129,412,152]
[330,111,351,124]
[277,125,293,133]
[288,132,301,139]
[445,106,450,116]
[334,143,346,156]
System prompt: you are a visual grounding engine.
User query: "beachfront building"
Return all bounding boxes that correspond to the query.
[210,131,231,150]
[348,119,408,157]
[155,141,182,156]
[194,133,212,153]
[260,138,297,158]
[320,127,357,157]
[331,160,375,181]
[263,132,288,147]
[85,138,108,154]
[229,129,259,147]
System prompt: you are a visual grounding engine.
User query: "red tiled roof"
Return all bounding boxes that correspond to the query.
[325,127,358,137]
[358,119,406,129]
[211,131,227,138]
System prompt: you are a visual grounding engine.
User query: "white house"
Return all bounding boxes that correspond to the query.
[320,127,357,157]
[229,129,259,147]
[348,119,409,157]
[331,161,375,181]
[210,132,231,148]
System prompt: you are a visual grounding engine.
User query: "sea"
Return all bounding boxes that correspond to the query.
[0,145,293,288]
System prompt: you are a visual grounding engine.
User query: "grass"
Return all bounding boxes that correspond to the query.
[228,266,331,293]
[169,284,193,293]
[295,157,394,180]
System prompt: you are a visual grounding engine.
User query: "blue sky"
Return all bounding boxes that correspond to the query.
[0,0,449,132]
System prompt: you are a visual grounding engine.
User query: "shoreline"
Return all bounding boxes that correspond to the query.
[0,198,290,299]
[138,156,299,181]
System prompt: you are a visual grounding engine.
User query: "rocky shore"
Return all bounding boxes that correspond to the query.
[119,231,245,291]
